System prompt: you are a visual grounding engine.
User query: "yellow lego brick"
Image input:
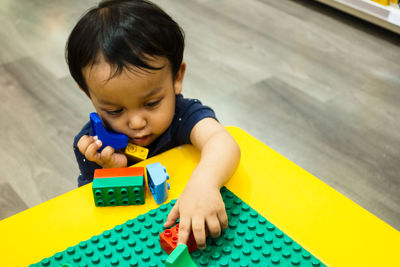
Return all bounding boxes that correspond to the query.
[124,143,149,162]
[371,0,390,5]
[390,0,398,4]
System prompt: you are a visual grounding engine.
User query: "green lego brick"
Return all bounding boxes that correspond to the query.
[166,244,198,267]
[93,176,144,188]
[31,188,325,266]
[92,176,145,207]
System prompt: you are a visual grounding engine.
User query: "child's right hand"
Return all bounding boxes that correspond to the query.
[77,135,128,169]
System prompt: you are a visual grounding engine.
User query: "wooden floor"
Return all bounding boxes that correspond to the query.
[0,0,399,230]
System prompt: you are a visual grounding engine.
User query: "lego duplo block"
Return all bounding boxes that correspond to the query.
[146,162,170,204]
[93,167,144,179]
[166,244,198,267]
[159,223,198,255]
[188,188,325,266]
[90,112,128,151]
[30,202,177,267]
[92,176,145,206]
[124,143,149,162]
[32,189,326,267]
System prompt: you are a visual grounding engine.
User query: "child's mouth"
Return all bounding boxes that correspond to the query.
[131,135,151,146]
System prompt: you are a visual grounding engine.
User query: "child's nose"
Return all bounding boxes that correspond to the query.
[128,114,146,130]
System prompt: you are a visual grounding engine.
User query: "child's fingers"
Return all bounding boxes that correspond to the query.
[100,146,115,163]
[110,153,128,168]
[191,216,206,249]
[84,139,102,163]
[177,216,192,246]
[206,216,221,238]
[164,202,180,228]
[77,135,94,155]
[217,209,229,230]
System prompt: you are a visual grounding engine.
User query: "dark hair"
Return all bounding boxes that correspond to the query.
[66,0,185,94]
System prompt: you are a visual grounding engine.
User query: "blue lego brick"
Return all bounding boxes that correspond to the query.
[146,162,170,204]
[166,244,198,267]
[31,188,326,267]
[89,112,128,151]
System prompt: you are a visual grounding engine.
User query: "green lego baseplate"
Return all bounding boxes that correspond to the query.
[31,187,325,266]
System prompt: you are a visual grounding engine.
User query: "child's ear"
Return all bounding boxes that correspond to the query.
[173,61,186,95]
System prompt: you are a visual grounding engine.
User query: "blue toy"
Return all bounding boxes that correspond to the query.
[89,112,128,151]
[146,162,170,204]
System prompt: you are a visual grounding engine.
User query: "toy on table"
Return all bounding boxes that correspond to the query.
[92,163,170,206]
[146,162,170,205]
[159,223,197,255]
[31,188,325,267]
[93,167,144,179]
[92,167,145,207]
[166,244,198,267]
[90,112,149,161]
[125,143,149,162]
[89,112,128,151]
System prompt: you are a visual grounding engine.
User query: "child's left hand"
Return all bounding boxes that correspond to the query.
[163,178,228,249]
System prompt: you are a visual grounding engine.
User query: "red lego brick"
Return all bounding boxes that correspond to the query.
[94,167,144,179]
[160,226,179,254]
[159,224,197,255]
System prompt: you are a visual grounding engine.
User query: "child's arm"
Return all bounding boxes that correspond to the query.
[164,118,240,249]
[77,135,128,169]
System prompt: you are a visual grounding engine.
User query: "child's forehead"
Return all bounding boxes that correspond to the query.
[82,58,171,83]
[82,59,173,98]
[83,55,170,83]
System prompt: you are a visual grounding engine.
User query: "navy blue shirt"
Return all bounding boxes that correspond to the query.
[73,94,216,187]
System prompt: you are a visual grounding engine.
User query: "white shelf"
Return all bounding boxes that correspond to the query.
[315,0,400,33]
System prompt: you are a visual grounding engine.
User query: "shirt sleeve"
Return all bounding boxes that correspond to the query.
[174,96,217,144]
[73,122,102,187]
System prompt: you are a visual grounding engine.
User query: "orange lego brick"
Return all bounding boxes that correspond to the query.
[93,166,144,179]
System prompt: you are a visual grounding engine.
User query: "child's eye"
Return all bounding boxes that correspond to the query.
[106,109,123,115]
[144,100,161,108]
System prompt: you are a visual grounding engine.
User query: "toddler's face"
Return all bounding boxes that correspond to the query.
[82,56,185,147]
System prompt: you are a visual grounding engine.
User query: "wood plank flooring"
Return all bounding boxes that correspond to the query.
[0,0,399,231]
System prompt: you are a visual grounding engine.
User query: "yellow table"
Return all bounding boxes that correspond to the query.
[0,127,398,266]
